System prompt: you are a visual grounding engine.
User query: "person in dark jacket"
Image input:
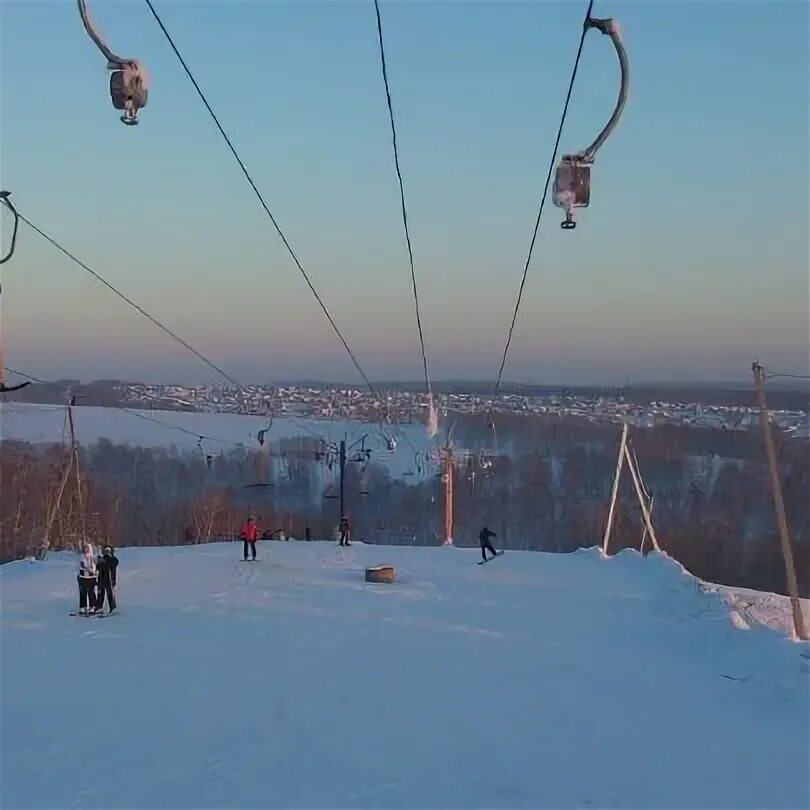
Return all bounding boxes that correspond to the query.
[95,546,119,613]
[240,517,259,560]
[338,515,351,547]
[479,526,498,562]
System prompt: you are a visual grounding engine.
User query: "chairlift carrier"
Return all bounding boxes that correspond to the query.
[552,17,629,229]
[77,0,149,125]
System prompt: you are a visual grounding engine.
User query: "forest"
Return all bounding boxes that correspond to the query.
[1,412,808,597]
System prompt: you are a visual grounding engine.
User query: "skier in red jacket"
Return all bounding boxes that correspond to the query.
[240,517,259,561]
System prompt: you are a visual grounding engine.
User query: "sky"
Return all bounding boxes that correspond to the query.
[1,0,808,387]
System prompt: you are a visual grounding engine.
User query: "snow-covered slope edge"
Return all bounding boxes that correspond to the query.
[607,548,810,640]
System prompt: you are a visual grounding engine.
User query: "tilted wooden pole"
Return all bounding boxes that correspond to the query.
[624,443,660,552]
[602,423,628,555]
[640,495,654,553]
[752,362,807,640]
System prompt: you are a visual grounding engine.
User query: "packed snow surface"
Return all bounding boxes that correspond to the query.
[2,543,808,810]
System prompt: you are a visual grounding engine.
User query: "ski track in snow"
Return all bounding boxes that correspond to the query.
[1,543,808,810]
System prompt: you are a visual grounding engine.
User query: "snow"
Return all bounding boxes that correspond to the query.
[703,582,809,639]
[2,543,808,810]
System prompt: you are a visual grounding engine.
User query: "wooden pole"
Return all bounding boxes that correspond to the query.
[339,438,346,521]
[67,397,88,545]
[640,495,654,553]
[624,443,660,552]
[752,362,807,640]
[40,406,74,559]
[443,446,454,545]
[602,423,628,555]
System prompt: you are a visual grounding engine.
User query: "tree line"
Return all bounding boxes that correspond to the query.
[1,413,807,597]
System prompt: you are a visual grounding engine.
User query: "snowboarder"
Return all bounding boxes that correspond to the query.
[95,546,119,613]
[479,526,498,562]
[77,543,98,615]
[240,517,259,560]
[338,515,351,547]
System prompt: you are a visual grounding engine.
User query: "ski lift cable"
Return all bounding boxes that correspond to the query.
[0,366,33,393]
[121,407,230,443]
[6,361,332,458]
[764,370,810,381]
[7,364,325,446]
[3,367,47,384]
[372,0,432,400]
[13,210,242,389]
[492,0,595,398]
[3,367,234,442]
[127,405,329,449]
[10,214,307,438]
[142,0,379,400]
[4,367,325,451]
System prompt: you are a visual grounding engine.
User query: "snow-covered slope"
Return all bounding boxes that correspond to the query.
[2,544,808,810]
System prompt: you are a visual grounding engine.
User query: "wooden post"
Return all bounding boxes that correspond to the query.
[640,495,654,553]
[602,423,628,555]
[39,405,74,559]
[623,444,660,552]
[339,438,347,521]
[67,397,87,545]
[443,446,454,545]
[752,362,807,640]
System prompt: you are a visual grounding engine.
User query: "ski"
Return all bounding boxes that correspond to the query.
[478,551,505,565]
[69,612,107,617]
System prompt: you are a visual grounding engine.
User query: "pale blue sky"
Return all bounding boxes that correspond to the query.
[1,0,808,385]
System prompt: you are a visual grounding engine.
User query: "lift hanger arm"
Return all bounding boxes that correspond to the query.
[580,18,629,162]
[77,0,132,66]
[0,191,19,265]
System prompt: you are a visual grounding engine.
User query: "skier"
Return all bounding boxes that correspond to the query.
[479,525,498,562]
[95,546,119,614]
[240,517,259,561]
[338,515,351,547]
[77,543,98,615]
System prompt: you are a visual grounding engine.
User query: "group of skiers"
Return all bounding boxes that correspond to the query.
[238,515,498,560]
[72,520,495,605]
[238,514,353,559]
[76,544,119,615]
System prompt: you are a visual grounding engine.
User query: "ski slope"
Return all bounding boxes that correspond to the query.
[2,543,808,810]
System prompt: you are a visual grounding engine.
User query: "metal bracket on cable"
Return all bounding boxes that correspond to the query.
[77,0,149,124]
[552,17,629,229]
[0,191,29,392]
[0,191,19,265]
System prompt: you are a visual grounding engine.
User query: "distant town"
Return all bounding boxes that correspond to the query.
[7,378,808,439]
